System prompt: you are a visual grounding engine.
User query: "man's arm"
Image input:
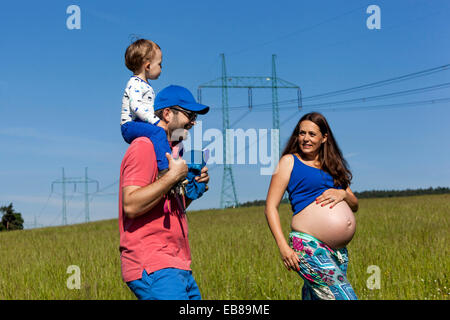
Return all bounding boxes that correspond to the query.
[123,153,187,219]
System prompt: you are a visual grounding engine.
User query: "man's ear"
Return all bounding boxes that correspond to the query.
[162,107,172,122]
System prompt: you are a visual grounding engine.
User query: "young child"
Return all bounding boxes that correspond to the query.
[121,39,171,173]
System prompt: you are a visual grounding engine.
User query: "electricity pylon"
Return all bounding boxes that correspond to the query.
[51,167,99,225]
[198,54,302,208]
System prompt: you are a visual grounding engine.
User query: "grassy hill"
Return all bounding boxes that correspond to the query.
[0,194,449,300]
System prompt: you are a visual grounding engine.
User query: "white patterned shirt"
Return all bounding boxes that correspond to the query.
[120,76,160,125]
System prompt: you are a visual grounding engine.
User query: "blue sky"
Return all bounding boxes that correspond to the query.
[0,0,449,228]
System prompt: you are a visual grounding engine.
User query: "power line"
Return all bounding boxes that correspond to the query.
[35,191,54,221]
[208,81,450,115]
[227,4,367,56]
[303,65,450,102]
[204,63,450,174]
[226,0,443,58]
[206,96,450,173]
[207,64,450,111]
[251,82,450,112]
[312,96,450,112]
[283,3,446,63]
[93,179,119,194]
[280,96,450,123]
[230,110,252,128]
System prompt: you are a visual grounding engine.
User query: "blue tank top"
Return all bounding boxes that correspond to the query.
[286,154,342,216]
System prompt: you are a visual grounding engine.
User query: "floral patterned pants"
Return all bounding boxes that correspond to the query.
[289,231,358,300]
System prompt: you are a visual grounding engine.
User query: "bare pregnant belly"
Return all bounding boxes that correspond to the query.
[291,201,356,249]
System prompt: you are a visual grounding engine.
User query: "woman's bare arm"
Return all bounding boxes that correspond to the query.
[264,155,299,271]
[343,186,358,212]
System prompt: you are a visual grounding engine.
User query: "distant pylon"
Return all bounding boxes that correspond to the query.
[220,54,239,208]
[51,167,99,225]
[62,168,67,225]
[84,167,90,222]
[272,54,280,156]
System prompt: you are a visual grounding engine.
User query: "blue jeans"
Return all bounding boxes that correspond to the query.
[126,268,202,300]
[121,121,171,171]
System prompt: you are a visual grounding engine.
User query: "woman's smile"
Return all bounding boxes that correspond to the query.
[298,120,327,157]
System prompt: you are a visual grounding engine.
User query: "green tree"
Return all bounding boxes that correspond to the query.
[0,203,24,231]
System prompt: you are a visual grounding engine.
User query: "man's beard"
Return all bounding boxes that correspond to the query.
[169,128,188,142]
[168,117,189,142]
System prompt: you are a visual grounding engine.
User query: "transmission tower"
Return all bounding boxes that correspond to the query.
[198,54,302,208]
[51,167,99,225]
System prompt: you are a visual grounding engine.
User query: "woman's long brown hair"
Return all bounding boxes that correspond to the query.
[281,112,352,188]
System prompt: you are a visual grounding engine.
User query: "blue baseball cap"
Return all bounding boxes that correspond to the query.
[154,85,210,114]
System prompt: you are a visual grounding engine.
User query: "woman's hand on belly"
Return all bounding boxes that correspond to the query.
[315,188,346,209]
[316,187,359,212]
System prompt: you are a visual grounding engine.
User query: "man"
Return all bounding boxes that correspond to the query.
[118,85,210,300]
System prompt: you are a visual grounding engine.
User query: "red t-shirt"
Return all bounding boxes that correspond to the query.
[118,137,191,283]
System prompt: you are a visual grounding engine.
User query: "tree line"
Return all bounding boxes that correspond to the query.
[239,187,450,208]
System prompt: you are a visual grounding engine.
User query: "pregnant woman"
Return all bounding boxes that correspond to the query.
[265,112,359,300]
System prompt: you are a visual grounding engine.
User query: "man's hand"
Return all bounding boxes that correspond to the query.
[194,166,210,190]
[123,153,189,219]
[166,153,188,183]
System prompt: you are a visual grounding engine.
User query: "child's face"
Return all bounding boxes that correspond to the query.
[145,49,162,80]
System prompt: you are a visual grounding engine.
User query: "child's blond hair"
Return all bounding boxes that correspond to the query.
[124,39,161,73]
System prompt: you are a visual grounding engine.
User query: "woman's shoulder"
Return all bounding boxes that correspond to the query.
[276,154,295,175]
[279,153,295,165]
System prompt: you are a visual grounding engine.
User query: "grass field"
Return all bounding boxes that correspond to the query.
[0,194,448,300]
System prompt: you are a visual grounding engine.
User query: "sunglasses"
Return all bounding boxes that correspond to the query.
[171,107,197,122]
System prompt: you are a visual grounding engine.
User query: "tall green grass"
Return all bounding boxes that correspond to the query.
[0,194,448,300]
